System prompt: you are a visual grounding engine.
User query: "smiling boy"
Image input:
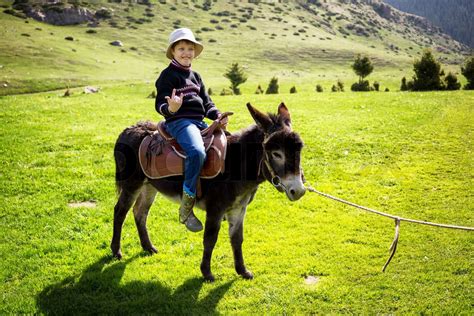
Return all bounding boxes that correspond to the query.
[155,28,227,232]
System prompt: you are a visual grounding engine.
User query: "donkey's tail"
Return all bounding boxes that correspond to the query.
[114,121,157,195]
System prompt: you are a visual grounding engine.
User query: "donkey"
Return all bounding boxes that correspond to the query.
[111,103,306,281]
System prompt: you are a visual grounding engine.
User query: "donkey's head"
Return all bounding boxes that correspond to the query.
[247,102,306,201]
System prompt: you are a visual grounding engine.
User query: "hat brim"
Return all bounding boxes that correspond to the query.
[166,37,203,59]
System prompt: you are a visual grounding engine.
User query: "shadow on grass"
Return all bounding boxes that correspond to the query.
[36,255,234,315]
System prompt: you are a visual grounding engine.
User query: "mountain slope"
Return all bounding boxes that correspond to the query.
[0,0,469,95]
[384,0,474,48]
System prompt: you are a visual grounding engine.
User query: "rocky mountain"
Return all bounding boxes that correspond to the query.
[384,0,474,48]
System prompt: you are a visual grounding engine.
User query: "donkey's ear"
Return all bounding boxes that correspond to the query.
[247,103,273,132]
[278,102,292,129]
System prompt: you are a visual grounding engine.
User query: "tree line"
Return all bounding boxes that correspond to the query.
[219,53,474,95]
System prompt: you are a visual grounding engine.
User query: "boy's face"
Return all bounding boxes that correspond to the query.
[172,41,195,66]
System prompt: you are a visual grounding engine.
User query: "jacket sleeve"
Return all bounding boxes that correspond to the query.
[197,74,221,120]
[155,71,174,118]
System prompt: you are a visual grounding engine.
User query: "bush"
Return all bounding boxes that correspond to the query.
[444,72,461,90]
[337,80,344,92]
[255,85,264,94]
[265,77,279,94]
[220,88,233,96]
[95,9,112,19]
[373,81,380,91]
[461,56,474,90]
[147,91,156,99]
[208,87,213,96]
[290,86,297,93]
[315,84,323,92]
[352,54,373,83]
[412,50,444,91]
[385,88,390,92]
[223,63,247,95]
[400,77,408,91]
[331,85,338,92]
[351,80,370,91]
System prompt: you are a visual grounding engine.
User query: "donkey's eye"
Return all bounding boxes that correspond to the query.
[272,152,283,160]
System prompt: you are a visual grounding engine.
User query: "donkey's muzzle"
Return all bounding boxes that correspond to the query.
[287,185,306,201]
[283,175,306,201]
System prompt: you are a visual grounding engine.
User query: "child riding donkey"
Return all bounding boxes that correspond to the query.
[155,28,228,232]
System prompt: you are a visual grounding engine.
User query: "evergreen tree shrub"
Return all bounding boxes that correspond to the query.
[223,63,247,95]
[220,88,233,96]
[400,77,408,91]
[373,81,380,91]
[316,84,323,92]
[290,86,297,93]
[461,56,474,90]
[412,50,444,91]
[265,77,279,94]
[337,79,344,91]
[351,55,373,91]
[255,85,264,94]
[444,72,461,90]
[352,55,373,83]
[351,80,370,91]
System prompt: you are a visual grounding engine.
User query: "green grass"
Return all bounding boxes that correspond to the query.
[1,86,473,314]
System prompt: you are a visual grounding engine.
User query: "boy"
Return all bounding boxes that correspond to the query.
[155,28,227,232]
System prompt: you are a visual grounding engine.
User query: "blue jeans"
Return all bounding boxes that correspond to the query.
[165,119,208,197]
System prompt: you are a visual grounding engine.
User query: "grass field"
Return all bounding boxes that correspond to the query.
[1,86,472,314]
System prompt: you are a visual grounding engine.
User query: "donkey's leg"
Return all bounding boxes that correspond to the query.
[200,214,223,282]
[111,184,142,259]
[227,206,253,279]
[133,184,158,254]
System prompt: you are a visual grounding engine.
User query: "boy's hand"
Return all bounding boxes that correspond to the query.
[165,89,183,113]
[218,113,229,128]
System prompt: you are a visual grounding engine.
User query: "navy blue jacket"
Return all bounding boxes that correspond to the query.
[155,63,220,122]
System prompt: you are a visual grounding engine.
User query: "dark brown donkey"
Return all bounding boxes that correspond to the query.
[111,103,306,281]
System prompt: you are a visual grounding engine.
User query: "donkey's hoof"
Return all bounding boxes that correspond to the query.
[240,270,254,280]
[203,274,215,283]
[112,251,123,260]
[143,245,158,254]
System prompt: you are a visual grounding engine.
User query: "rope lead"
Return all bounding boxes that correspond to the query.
[305,184,473,271]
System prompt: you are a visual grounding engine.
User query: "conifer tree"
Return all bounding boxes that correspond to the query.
[224,63,247,95]
[461,56,474,90]
[400,77,408,91]
[352,55,374,83]
[412,50,444,91]
[444,72,461,90]
[265,77,279,94]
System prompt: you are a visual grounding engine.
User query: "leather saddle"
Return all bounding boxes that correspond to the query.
[138,112,233,180]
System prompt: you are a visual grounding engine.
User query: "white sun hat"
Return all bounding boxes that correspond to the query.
[166,28,204,59]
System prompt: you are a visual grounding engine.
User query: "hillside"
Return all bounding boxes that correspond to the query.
[0,0,470,95]
[384,0,474,48]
